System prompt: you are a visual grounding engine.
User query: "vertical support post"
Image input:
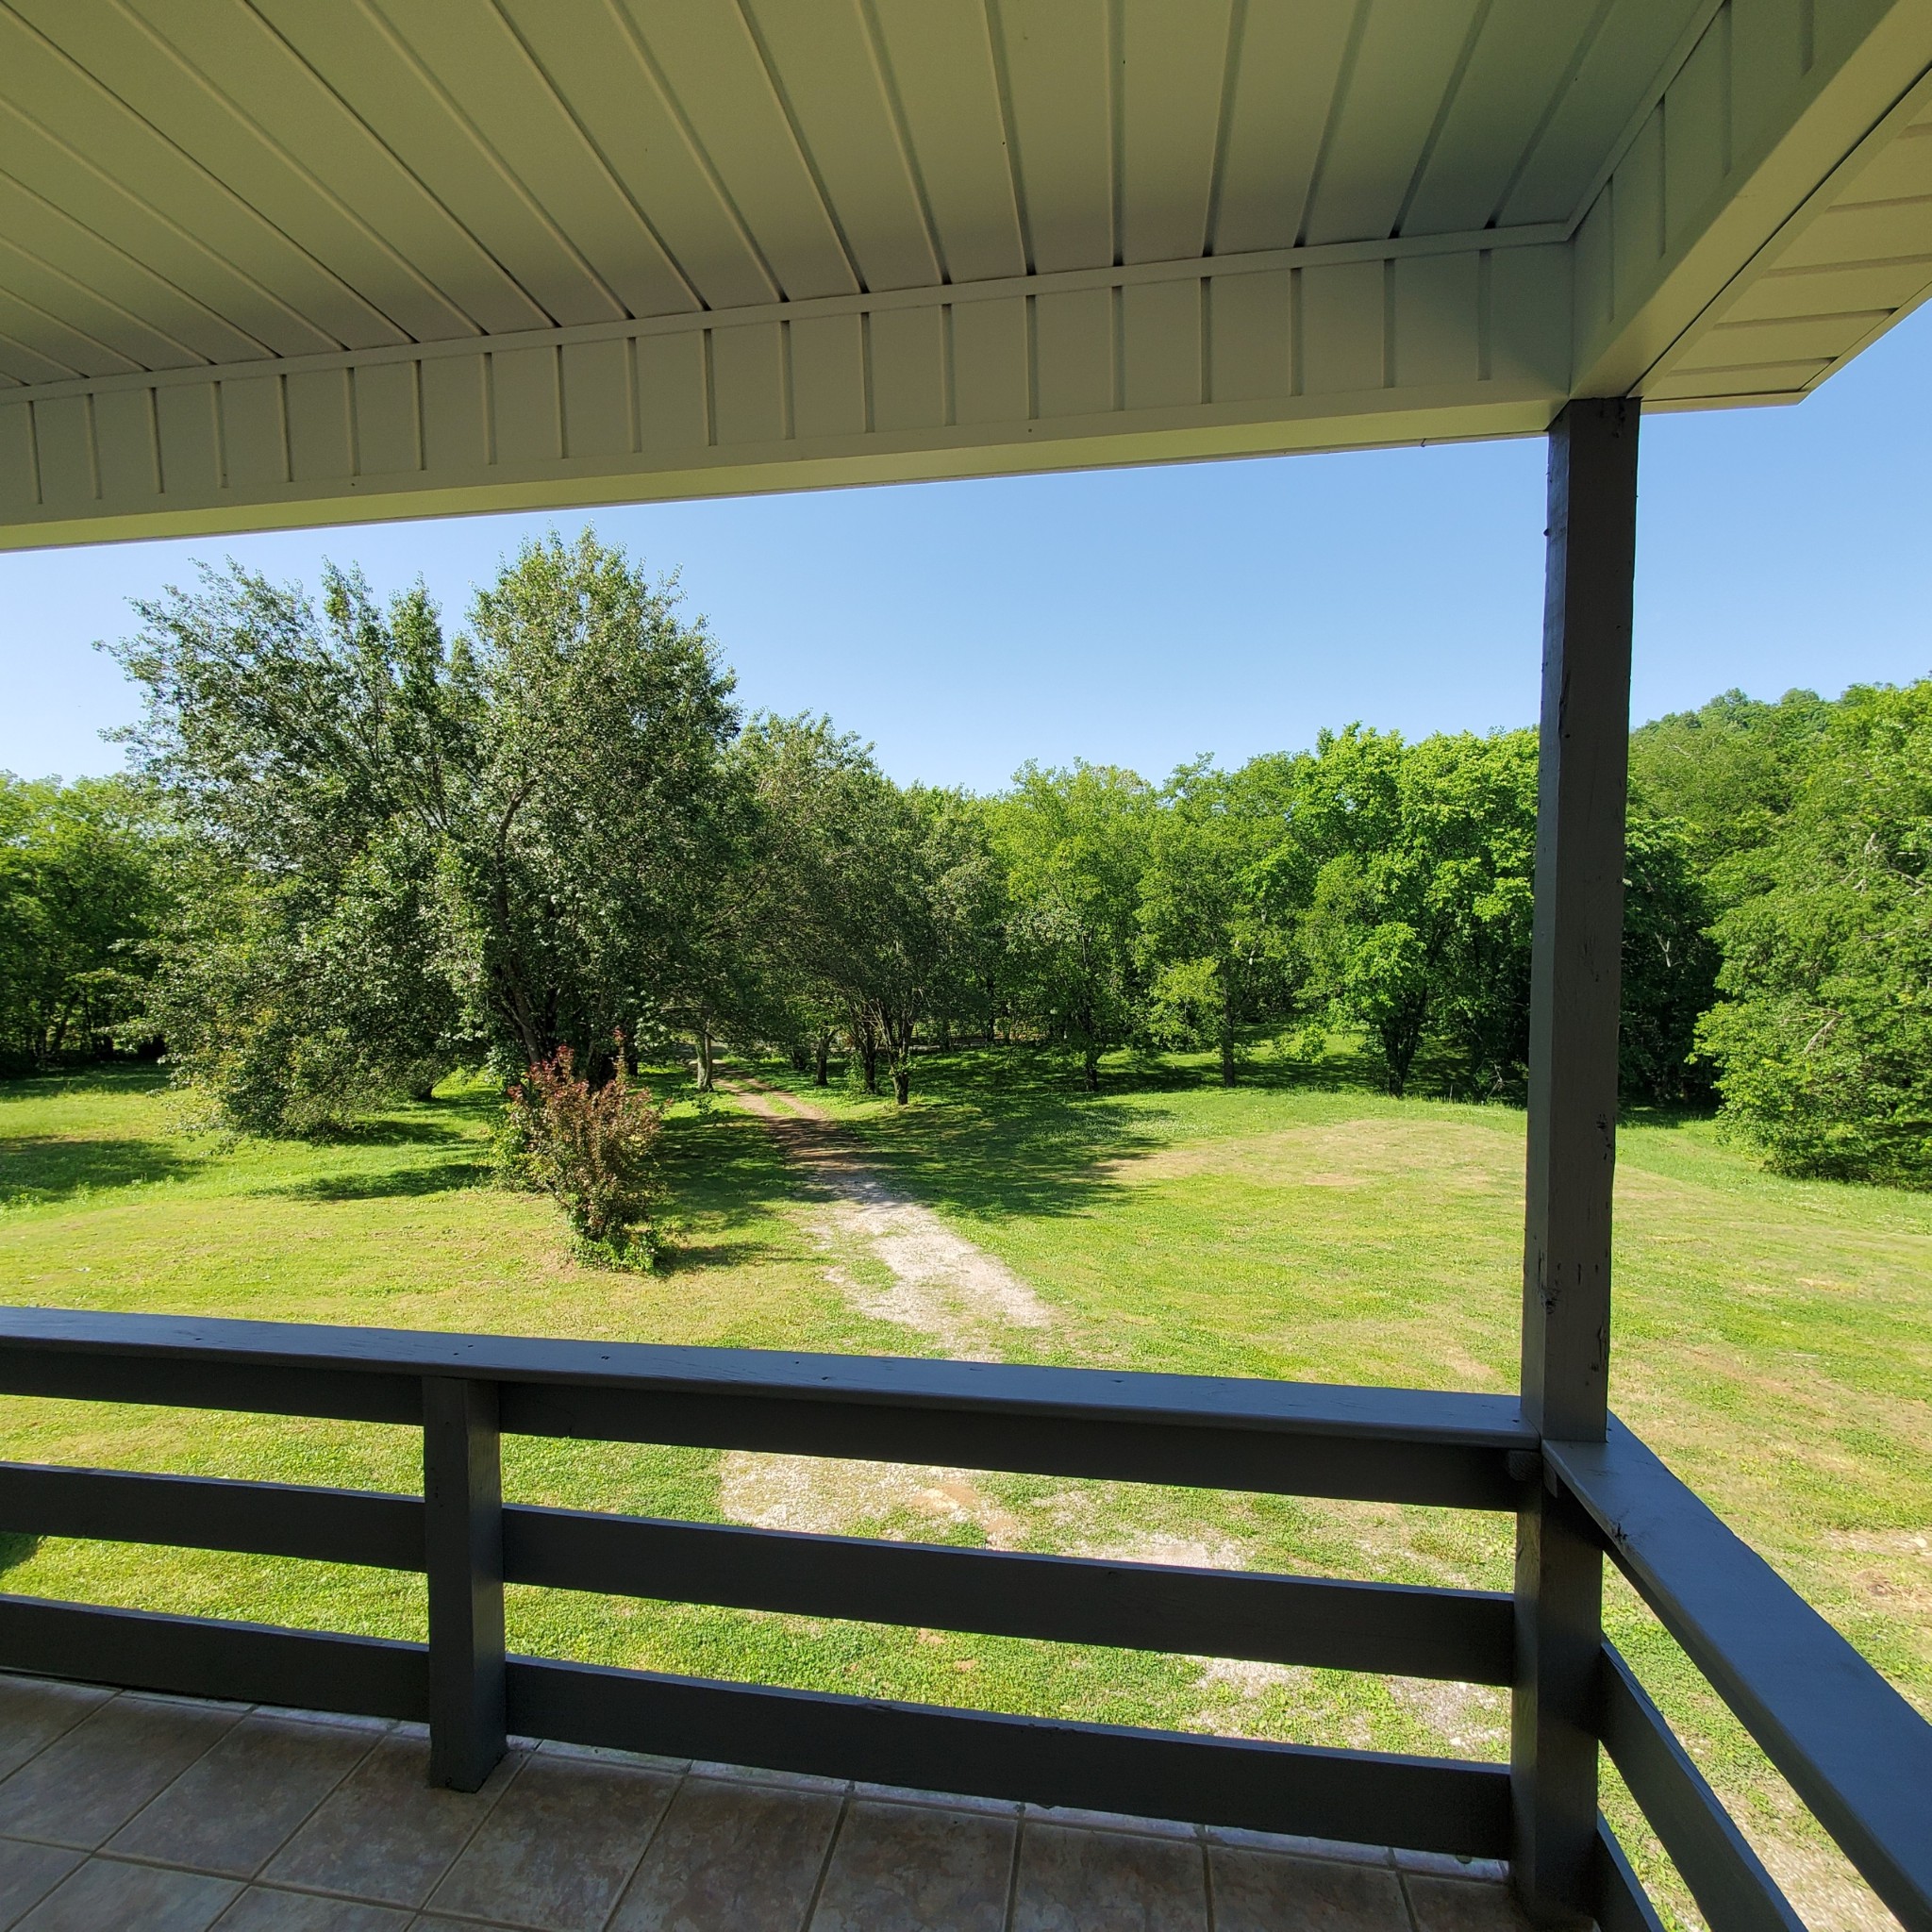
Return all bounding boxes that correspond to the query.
[424,1375,506,1791]
[1513,398,1640,1926]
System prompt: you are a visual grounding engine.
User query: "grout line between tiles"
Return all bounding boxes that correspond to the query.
[797,1789,851,1930]
[592,1762,690,1932]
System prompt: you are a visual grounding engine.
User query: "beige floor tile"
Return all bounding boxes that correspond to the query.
[212,1887,413,1929]
[258,1734,522,1909]
[14,1856,238,1931]
[0,1837,85,1928]
[609,1775,843,1932]
[809,1798,1015,1932]
[425,1752,678,1931]
[0,1679,110,1785]
[1403,1874,1534,1932]
[109,1712,380,1878]
[1210,1846,1412,1932]
[1012,1823,1209,1932]
[0,1694,240,1848]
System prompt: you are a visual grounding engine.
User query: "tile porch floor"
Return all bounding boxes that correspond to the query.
[0,1673,1530,1931]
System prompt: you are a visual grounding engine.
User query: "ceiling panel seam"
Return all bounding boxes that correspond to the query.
[231,0,546,337]
[1293,0,1371,247]
[7,0,404,348]
[1483,0,1620,230]
[0,228,208,368]
[854,0,950,285]
[593,0,783,308]
[979,0,1035,276]
[1560,0,1727,238]
[481,0,703,317]
[1634,58,1932,394]
[0,48,343,353]
[1108,0,1124,268]
[1197,0,1246,258]
[0,322,81,384]
[106,0,473,343]
[730,0,869,296]
[350,0,620,327]
[1797,272,1932,388]
[1391,0,1496,238]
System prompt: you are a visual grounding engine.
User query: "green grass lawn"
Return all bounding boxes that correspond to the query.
[2,1051,1927,1929]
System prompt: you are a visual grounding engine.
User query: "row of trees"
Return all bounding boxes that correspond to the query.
[7,532,1925,1187]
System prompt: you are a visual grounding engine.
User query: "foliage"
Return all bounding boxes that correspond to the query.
[1289,727,1537,1098]
[1697,681,1932,1184]
[503,1041,665,1263]
[995,763,1155,1091]
[0,774,171,1074]
[1137,757,1299,1084]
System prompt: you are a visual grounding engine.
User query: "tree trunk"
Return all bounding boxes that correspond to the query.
[1083,1048,1099,1093]
[813,1029,831,1087]
[1220,988,1237,1087]
[694,1024,715,1092]
[892,1066,911,1105]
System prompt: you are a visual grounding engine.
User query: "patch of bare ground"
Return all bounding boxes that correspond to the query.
[722,1076,1052,1357]
[718,1452,1030,1546]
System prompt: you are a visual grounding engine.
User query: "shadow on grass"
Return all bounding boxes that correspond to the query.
[0,1135,207,1208]
[652,1104,812,1275]
[276,1160,492,1202]
[762,1046,1172,1225]
[0,1532,39,1575]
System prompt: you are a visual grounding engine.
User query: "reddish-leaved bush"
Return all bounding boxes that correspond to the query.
[504,1039,664,1265]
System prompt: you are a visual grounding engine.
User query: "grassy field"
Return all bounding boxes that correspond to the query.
[1,1052,1927,1929]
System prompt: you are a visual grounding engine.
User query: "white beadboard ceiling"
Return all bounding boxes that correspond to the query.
[0,0,1927,544]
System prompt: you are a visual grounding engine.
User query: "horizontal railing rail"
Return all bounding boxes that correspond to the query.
[1547,1424,1932,1932]
[0,1306,1524,1856]
[4,1306,1925,1928]
[0,1460,1515,1682]
[0,1307,1532,1507]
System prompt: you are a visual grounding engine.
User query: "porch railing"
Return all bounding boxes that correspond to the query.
[0,1308,1926,1932]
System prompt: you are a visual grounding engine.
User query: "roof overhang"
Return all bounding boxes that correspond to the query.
[0,0,1927,551]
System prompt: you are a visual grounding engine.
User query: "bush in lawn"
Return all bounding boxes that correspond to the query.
[503,1041,664,1265]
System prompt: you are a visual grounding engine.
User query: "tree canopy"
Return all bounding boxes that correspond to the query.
[7,533,1916,1191]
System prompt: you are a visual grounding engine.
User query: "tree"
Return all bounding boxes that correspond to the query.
[997,762,1154,1091]
[1137,756,1299,1084]
[1628,688,1832,877]
[0,774,170,1074]
[1291,727,1537,1098]
[1696,680,1932,1184]
[107,533,740,1131]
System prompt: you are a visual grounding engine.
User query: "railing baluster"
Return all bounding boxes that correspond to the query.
[423,1374,506,1790]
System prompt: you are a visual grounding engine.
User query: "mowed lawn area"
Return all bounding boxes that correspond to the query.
[2,1054,1927,1929]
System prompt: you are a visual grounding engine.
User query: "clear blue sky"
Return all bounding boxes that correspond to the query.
[3,307,1927,794]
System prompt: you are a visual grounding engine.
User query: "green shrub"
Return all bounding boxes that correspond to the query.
[503,1042,664,1265]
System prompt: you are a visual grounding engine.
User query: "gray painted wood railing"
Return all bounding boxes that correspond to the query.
[0,1309,1925,1930]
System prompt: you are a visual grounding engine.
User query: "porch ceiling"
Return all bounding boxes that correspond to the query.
[0,0,1928,547]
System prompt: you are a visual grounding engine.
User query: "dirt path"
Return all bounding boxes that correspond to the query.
[716,1074,1056,1542]
[720,1074,1052,1356]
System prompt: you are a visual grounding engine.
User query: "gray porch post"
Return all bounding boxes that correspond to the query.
[1511,398,1640,1924]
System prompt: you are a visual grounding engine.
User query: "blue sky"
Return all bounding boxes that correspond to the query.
[3,305,1927,794]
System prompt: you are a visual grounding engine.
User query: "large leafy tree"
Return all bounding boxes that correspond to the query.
[1697,680,1932,1184]
[1137,756,1300,1084]
[997,762,1155,1091]
[1291,727,1537,1098]
[108,533,739,1132]
[0,774,171,1073]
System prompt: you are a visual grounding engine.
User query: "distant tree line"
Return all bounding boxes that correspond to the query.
[5,532,1926,1189]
